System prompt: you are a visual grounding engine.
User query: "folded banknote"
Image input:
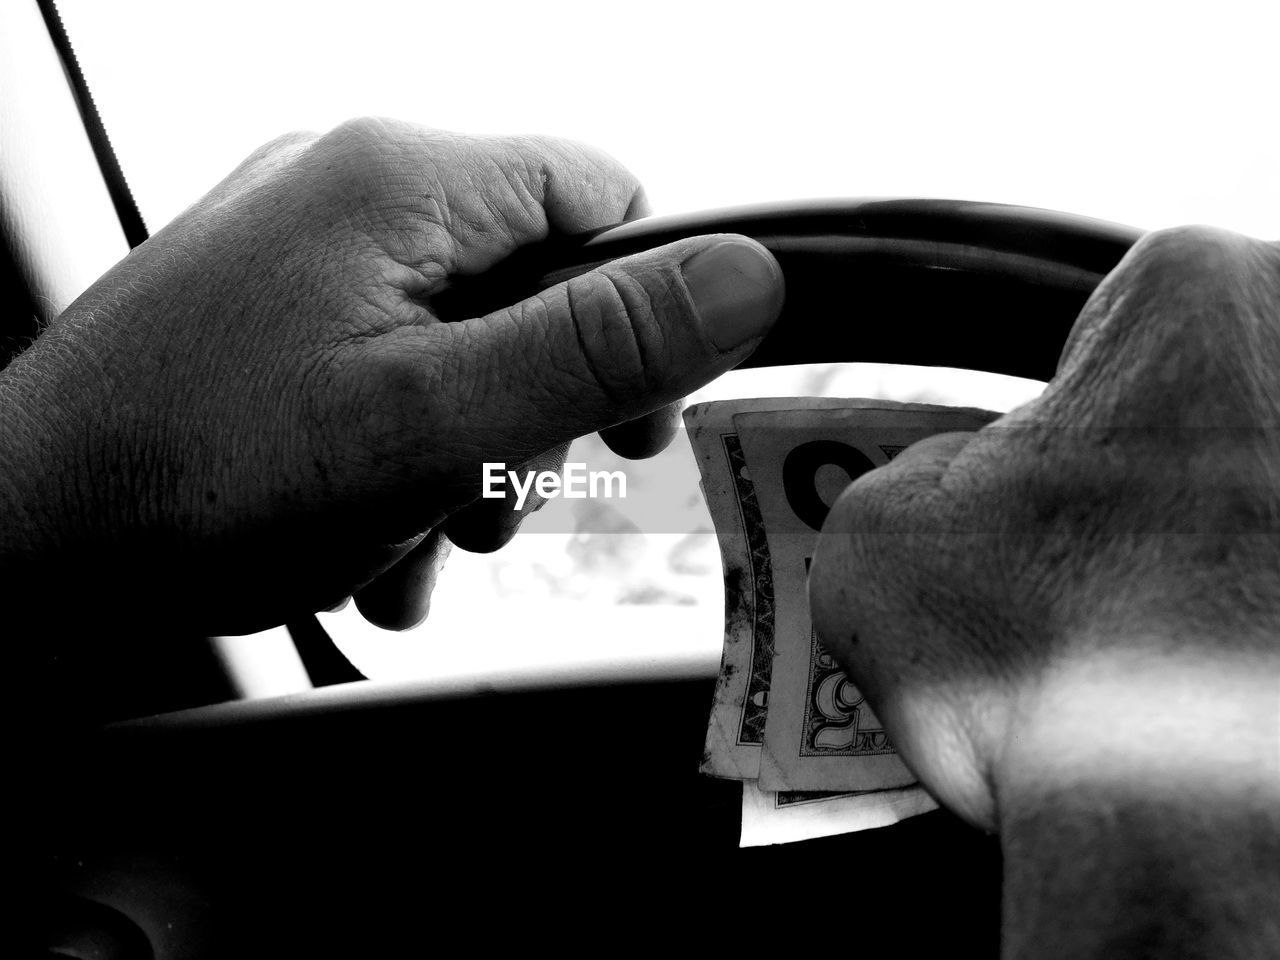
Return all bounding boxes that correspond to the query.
[685,397,1000,842]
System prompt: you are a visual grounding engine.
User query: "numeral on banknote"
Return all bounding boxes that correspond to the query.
[807,636,892,754]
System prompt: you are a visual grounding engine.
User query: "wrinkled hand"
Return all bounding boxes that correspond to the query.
[0,119,783,635]
[810,226,1280,831]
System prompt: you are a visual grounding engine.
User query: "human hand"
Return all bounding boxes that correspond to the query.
[811,225,1279,826]
[809,226,1279,955]
[0,119,783,635]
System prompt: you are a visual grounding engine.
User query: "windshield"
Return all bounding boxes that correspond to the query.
[54,0,1279,680]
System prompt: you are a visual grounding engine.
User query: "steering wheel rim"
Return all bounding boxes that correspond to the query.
[434,198,1143,382]
[59,199,1145,958]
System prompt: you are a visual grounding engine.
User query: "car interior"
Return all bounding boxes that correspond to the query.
[11,3,1151,957]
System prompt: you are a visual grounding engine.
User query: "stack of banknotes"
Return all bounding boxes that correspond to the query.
[685,398,999,846]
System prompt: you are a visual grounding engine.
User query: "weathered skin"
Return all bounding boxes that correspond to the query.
[810,226,1280,958]
[0,119,783,634]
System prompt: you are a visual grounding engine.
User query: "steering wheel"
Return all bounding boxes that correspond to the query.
[438,197,1140,378]
[44,200,1142,960]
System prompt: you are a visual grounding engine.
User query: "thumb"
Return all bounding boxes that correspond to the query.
[440,234,784,462]
[813,430,979,557]
[810,430,978,651]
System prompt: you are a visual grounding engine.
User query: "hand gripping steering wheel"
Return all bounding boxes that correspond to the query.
[434,197,1141,379]
[53,199,1146,960]
[294,198,1144,683]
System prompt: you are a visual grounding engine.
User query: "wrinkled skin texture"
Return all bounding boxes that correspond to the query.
[810,226,1280,959]
[811,226,1280,830]
[0,119,783,634]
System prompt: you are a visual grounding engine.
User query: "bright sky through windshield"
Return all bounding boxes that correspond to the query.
[59,0,1280,238]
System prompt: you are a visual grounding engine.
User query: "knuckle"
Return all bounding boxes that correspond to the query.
[497,134,641,214]
[313,117,403,186]
[323,116,397,148]
[565,268,659,406]
[504,132,563,164]
[1106,224,1273,328]
[507,133,588,175]
[344,331,451,467]
[246,130,319,168]
[217,131,319,197]
[265,129,320,153]
[821,474,892,547]
[1054,222,1280,429]
[1128,223,1255,269]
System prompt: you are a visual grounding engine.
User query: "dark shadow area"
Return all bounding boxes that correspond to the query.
[39,677,1001,957]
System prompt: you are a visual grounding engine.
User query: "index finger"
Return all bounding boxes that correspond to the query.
[319,119,646,278]
[808,430,978,659]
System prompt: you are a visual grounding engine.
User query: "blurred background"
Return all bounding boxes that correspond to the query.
[53,0,1279,683]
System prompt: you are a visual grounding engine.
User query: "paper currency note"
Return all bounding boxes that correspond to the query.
[739,782,939,847]
[686,398,876,780]
[732,402,999,791]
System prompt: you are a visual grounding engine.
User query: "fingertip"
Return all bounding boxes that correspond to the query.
[681,237,785,353]
[522,135,647,236]
[353,530,451,631]
[624,185,652,222]
[444,444,569,550]
[599,403,683,459]
[448,236,779,465]
[354,581,430,631]
[443,508,524,554]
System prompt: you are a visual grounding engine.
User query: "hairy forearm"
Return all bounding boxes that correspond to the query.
[996,652,1280,959]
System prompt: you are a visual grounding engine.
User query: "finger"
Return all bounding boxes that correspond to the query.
[325,120,647,276]
[818,430,978,540]
[807,429,1002,829]
[622,182,653,222]
[809,431,977,664]
[598,402,684,459]
[1048,225,1280,431]
[593,183,674,459]
[196,130,320,209]
[507,135,646,236]
[866,430,981,501]
[353,528,452,630]
[409,234,784,469]
[444,444,571,553]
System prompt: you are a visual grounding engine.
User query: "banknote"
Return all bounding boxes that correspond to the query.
[739,783,938,847]
[684,398,867,781]
[732,402,999,791]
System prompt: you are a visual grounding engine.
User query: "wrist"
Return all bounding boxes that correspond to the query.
[994,641,1279,803]
[1000,781,1280,960]
[993,645,1280,959]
